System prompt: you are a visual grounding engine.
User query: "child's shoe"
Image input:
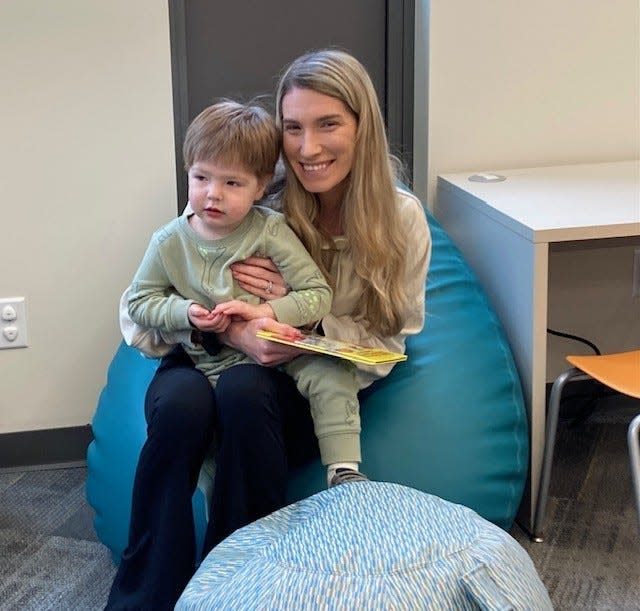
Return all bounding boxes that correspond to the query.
[329,468,369,487]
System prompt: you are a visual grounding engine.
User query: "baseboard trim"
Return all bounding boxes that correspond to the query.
[0,425,93,471]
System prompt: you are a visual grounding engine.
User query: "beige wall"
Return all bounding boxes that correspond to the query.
[546,238,640,377]
[415,0,639,205]
[0,0,176,433]
[1,1,638,435]
[416,0,640,380]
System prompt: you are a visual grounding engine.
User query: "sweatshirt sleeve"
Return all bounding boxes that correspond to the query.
[262,215,333,327]
[119,287,193,358]
[321,191,431,387]
[127,233,194,332]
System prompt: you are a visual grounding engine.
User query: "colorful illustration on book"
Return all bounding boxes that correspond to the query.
[256,330,407,366]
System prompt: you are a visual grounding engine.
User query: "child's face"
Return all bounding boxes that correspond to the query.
[187,160,268,239]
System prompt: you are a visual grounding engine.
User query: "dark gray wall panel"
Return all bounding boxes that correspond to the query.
[169,0,413,208]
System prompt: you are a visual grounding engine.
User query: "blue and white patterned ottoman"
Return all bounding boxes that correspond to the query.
[176,482,551,610]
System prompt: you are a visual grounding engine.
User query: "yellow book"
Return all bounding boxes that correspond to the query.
[256,330,407,365]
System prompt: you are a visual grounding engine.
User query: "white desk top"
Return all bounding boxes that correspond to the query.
[437,160,640,243]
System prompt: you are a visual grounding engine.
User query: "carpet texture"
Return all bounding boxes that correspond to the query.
[512,403,640,610]
[0,468,115,610]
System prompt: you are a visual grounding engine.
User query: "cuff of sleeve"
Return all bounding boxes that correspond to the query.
[171,298,194,330]
[268,297,299,326]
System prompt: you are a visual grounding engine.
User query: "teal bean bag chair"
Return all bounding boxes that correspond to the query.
[86,206,528,563]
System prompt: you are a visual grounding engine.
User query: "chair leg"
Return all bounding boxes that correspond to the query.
[628,414,640,537]
[532,368,587,542]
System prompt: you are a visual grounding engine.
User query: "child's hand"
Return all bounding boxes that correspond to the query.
[212,300,274,321]
[188,303,230,333]
[188,303,211,326]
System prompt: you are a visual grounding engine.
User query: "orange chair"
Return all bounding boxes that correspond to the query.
[532,350,640,541]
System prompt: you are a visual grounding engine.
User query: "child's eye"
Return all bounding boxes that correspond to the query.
[193,174,206,182]
[226,180,240,187]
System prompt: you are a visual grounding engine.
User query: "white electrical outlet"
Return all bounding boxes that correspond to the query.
[633,250,640,298]
[0,297,28,349]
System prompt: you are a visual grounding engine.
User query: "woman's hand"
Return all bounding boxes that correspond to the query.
[212,299,274,322]
[188,303,230,333]
[231,256,289,301]
[220,317,304,366]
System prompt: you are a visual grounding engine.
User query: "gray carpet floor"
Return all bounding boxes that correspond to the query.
[0,467,116,610]
[1,398,638,610]
[511,400,640,610]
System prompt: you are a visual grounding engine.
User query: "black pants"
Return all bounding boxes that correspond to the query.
[105,347,318,610]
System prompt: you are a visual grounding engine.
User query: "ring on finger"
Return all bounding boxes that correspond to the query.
[265,280,273,295]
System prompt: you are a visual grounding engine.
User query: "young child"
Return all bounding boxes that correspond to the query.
[127,101,367,486]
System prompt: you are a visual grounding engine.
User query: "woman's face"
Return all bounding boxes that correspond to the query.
[281,87,357,208]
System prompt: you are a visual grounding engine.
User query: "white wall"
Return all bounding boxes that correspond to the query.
[415,0,640,380]
[415,0,639,207]
[1,1,637,434]
[0,0,176,433]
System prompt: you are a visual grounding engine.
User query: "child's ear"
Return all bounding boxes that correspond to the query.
[255,174,273,200]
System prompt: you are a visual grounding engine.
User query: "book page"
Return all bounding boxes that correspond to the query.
[256,330,407,365]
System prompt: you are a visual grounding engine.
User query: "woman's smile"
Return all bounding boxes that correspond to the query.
[300,161,333,171]
[298,160,336,178]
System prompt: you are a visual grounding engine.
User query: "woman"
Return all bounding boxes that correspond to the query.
[107,49,431,610]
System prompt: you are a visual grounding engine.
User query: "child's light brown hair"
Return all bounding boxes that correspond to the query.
[183,100,279,178]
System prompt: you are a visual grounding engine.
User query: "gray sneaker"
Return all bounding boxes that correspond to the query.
[329,468,369,488]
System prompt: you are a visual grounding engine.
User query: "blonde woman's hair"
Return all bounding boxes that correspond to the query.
[276,49,407,336]
[183,100,279,177]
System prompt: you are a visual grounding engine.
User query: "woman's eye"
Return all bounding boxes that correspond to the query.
[321,121,338,129]
[284,124,300,133]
